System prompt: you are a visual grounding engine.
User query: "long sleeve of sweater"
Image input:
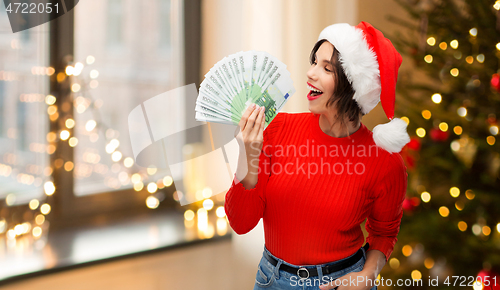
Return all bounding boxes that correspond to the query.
[365,153,408,261]
[224,113,285,235]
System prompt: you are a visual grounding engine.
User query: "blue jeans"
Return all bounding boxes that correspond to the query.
[253,245,377,290]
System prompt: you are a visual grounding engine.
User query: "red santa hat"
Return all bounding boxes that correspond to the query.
[318,21,410,153]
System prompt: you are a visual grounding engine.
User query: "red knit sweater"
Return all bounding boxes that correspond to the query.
[224,112,408,265]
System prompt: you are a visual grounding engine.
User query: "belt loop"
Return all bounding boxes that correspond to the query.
[274,259,282,279]
[317,265,323,282]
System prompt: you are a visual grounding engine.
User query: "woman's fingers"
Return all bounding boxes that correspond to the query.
[239,104,256,131]
[258,107,265,138]
[244,105,261,133]
[251,106,265,138]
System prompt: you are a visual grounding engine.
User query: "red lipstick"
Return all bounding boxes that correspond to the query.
[307,82,323,101]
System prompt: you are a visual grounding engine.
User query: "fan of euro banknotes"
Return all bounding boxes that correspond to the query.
[195,51,295,128]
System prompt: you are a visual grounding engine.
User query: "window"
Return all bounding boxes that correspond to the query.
[0,0,223,282]
[106,0,123,46]
[73,0,184,197]
[0,18,49,204]
[16,100,27,150]
[0,81,4,136]
[159,0,171,50]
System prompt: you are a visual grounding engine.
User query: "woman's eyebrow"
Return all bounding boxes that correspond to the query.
[313,54,333,65]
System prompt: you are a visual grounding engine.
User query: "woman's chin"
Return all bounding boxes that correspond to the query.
[307,95,327,114]
[308,103,322,114]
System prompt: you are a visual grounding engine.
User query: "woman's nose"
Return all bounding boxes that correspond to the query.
[306,65,316,80]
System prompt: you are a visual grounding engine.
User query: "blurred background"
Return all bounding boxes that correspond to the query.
[0,0,499,289]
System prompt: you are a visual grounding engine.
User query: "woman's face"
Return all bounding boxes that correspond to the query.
[306,41,336,115]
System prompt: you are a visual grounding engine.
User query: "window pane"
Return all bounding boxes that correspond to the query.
[159,0,171,50]
[106,0,123,46]
[0,15,49,204]
[73,0,184,196]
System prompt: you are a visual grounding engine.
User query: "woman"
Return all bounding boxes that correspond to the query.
[224,21,410,290]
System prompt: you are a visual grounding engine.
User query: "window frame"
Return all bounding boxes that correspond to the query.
[47,0,202,230]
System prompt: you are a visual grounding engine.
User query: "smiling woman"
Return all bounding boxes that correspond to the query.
[307,39,361,139]
[225,21,410,290]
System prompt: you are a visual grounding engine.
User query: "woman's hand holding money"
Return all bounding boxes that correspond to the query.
[234,104,266,190]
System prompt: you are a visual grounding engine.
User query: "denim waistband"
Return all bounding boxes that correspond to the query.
[263,245,366,269]
[262,244,367,281]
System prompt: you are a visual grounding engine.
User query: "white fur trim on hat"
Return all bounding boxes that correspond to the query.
[318,23,381,115]
[372,118,410,153]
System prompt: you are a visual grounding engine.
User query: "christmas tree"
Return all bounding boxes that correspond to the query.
[380,0,500,289]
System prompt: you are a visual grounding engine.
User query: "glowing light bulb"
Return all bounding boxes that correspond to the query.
[203,199,214,210]
[163,176,173,187]
[184,210,195,221]
[402,245,412,256]
[421,191,431,202]
[60,130,70,140]
[69,137,78,147]
[431,93,442,104]
[216,206,226,218]
[86,55,95,64]
[40,203,51,215]
[90,70,99,79]
[411,270,422,280]
[416,128,426,138]
[439,206,449,217]
[65,66,74,76]
[146,196,160,209]
[147,182,158,193]
[457,107,467,117]
[29,199,40,210]
[45,95,56,105]
[111,151,122,162]
[85,120,97,131]
[427,37,436,46]
[123,157,134,168]
[449,187,460,197]
[44,181,55,196]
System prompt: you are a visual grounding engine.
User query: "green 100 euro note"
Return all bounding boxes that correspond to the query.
[195,50,295,129]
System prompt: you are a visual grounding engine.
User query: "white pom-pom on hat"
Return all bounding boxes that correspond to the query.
[373,118,411,153]
[318,21,410,153]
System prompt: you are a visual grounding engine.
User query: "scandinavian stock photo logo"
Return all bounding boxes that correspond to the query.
[128,83,242,206]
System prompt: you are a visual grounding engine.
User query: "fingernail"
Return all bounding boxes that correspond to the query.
[251,104,256,108]
[260,106,265,111]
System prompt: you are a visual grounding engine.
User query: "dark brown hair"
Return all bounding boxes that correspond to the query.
[309,39,363,135]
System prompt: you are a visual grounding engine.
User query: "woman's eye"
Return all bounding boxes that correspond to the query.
[325,67,333,72]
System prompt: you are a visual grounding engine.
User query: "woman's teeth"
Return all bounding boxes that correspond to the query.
[307,84,323,96]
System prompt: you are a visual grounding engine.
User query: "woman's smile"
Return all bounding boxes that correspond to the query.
[307,82,324,101]
[306,41,336,114]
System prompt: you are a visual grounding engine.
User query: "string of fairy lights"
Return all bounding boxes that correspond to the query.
[404,30,498,144]
[382,3,500,287]
[0,55,228,248]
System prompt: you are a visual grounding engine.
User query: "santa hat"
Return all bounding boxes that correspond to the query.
[318,21,410,153]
